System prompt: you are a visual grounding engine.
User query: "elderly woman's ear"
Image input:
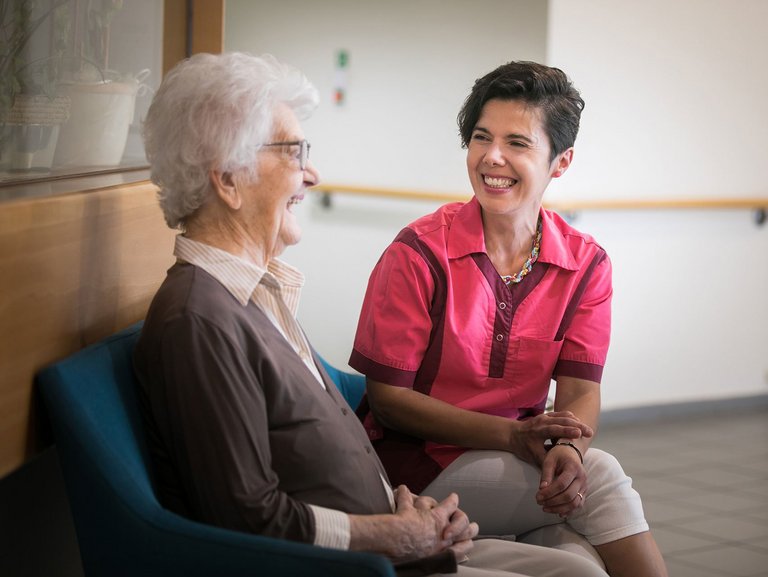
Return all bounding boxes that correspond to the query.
[210,170,242,210]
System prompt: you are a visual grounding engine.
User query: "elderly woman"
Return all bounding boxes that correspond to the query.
[133,52,610,577]
[350,62,668,577]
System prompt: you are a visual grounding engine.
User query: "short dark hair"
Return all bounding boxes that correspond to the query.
[457,61,585,161]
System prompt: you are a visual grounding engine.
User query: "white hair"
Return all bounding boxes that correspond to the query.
[142,52,319,229]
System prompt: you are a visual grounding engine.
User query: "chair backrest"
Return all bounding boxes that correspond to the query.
[37,322,391,577]
[318,356,366,410]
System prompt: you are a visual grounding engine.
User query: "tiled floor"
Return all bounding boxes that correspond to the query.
[593,408,768,577]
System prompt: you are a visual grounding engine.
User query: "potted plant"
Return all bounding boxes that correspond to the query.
[51,0,148,168]
[0,0,71,172]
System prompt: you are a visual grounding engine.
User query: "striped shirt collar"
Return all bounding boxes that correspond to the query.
[173,235,305,313]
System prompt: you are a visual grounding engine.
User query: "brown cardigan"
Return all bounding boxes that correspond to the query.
[133,263,392,543]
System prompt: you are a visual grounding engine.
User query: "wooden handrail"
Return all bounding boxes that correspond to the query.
[311,183,768,212]
[312,183,469,204]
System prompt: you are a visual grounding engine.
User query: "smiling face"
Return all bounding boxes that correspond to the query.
[466,98,572,220]
[236,103,319,258]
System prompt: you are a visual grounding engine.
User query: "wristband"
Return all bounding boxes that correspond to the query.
[553,441,583,464]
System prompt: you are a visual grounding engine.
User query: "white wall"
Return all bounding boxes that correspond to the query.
[226,0,547,192]
[546,0,768,408]
[226,0,768,411]
[546,0,768,202]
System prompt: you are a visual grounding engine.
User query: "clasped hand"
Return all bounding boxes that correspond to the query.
[510,410,592,465]
[392,485,478,561]
[510,411,593,517]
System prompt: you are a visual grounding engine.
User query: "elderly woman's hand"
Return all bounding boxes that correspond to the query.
[377,486,478,561]
[410,492,477,559]
[508,411,593,466]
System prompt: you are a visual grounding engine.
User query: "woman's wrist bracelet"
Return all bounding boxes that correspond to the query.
[553,441,584,463]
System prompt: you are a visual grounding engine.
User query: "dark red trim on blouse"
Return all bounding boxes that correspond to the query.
[394,228,448,397]
[471,254,550,378]
[555,249,607,341]
[553,359,604,383]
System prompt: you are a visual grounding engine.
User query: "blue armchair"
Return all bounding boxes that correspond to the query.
[37,322,395,577]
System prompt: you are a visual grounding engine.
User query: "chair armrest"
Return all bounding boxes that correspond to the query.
[101,505,396,577]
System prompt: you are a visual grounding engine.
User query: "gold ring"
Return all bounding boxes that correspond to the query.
[576,492,584,502]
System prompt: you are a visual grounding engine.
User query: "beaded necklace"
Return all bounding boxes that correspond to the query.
[500,217,542,286]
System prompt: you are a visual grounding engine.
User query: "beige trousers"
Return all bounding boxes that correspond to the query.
[437,538,609,577]
[423,448,648,548]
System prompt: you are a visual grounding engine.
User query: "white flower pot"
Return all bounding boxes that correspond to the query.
[53,79,139,168]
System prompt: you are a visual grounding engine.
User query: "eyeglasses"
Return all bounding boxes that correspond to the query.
[261,139,311,170]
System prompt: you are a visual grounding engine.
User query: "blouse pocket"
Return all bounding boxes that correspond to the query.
[505,337,564,407]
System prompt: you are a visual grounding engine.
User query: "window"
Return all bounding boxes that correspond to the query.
[0,0,163,186]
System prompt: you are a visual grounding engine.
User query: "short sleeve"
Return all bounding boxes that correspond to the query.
[350,241,435,388]
[554,251,612,383]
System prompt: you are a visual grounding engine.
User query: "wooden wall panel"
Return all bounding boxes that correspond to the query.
[163,0,189,76]
[163,0,224,77]
[192,0,225,55]
[0,181,175,478]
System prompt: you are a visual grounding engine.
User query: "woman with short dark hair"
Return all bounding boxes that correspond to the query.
[352,61,668,577]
